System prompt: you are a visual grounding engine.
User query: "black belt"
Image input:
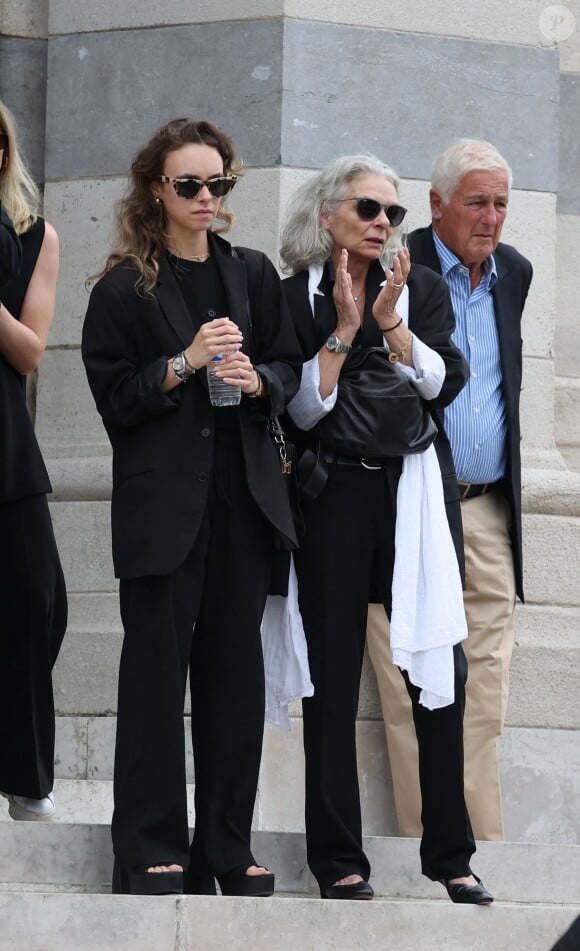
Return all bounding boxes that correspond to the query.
[323,452,396,470]
[458,480,501,501]
[298,448,397,501]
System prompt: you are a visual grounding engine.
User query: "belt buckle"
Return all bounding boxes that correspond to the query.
[361,458,382,470]
[459,480,471,501]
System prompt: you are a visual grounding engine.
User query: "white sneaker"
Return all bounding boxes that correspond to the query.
[1,791,56,821]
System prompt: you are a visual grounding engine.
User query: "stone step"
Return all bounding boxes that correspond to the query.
[49,719,580,845]
[0,822,578,907]
[0,890,577,951]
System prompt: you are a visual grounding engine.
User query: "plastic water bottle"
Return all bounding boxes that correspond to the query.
[207,354,241,407]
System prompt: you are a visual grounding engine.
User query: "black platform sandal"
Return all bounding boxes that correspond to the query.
[182,868,217,895]
[112,858,183,895]
[216,865,275,897]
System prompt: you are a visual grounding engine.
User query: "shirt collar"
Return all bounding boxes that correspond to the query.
[432,229,497,290]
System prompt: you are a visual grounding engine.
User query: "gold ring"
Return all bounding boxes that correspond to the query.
[393,281,404,288]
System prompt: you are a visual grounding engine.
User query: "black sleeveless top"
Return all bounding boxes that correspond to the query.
[0,217,52,502]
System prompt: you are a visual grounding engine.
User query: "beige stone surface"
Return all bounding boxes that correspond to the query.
[0,0,47,36]
[556,213,580,379]
[44,178,123,348]
[50,500,115,592]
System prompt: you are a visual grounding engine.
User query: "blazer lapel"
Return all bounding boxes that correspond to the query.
[155,256,194,348]
[211,236,252,357]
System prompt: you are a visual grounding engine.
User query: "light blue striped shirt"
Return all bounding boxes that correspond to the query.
[433,230,506,483]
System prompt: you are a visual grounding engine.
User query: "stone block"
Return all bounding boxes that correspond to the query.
[0,0,47,37]
[54,717,88,780]
[280,22,559,192]
[0,35,47,184]
[520,355,558,454]
[500,727,579,844]
[522,512,580,606]
[36,348,108,459]
[559,72,580,214]
[49,500,115,592]
[43,178,124,347]
[556,213,580,377]
[47,0,281,34]
[46,21,284,180]
[53,631,121,716]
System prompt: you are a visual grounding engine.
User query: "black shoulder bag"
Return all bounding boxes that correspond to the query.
[312,345,438,459]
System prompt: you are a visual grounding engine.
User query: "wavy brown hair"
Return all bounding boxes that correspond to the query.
[93,118,243,295]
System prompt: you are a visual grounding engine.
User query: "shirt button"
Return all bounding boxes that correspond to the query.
[198,472,208,483]
[475,444,481,450]
[474,407,480,413]
[471,371,477,379]
[201,427,211,437]
[207,309,217,318]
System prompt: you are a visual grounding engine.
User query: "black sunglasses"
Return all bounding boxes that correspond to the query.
[158,174,238,200]
[336,197,407,227]
[0,133,8,150]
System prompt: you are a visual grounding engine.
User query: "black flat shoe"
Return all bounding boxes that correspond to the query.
[321,880,374,900]
[441,875,494,905]
[112,858,183,895]
[217,866,275,897]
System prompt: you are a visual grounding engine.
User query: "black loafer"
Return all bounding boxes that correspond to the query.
[321,880,374,900]
[442,875,494,905]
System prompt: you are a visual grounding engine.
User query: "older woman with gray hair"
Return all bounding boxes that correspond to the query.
[280,153,493,904]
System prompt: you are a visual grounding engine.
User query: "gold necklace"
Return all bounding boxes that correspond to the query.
[170,247,210,262]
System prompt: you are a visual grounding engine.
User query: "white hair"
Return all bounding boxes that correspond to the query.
[432,138,512,204]
[279,153,401,274]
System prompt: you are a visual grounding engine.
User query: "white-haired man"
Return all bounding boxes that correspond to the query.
[367,139,533,841]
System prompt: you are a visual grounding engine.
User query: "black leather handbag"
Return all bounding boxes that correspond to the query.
[312,346,438,459]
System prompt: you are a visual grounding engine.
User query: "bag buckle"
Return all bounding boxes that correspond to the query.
[361,458,382,470]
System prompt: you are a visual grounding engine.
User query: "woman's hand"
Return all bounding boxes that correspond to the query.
[332,248,362,341]
[184,317,243,370]
[214,349,264,396]
[372,247,411,330]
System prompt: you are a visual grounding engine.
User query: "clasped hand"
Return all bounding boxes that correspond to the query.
[184,317,260,394]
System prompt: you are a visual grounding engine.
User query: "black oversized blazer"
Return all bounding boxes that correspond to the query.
[409,226,533,601]
[282,259,469,573]
[82,232,302,580]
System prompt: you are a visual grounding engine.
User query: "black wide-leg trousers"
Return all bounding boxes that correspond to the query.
[0,493,67,799]
[112,443,273,872]
[294,460,475,889]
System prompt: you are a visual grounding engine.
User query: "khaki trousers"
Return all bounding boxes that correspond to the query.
[367,489,516,841]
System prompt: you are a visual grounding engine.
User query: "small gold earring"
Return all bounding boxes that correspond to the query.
[155,197,160,204]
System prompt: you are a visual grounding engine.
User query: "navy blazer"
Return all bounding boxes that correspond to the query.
[409,225,533,601]
[82,232,302,579]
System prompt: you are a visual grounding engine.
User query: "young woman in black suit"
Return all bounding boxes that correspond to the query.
[82,118,301,896]
[0,98,67,821]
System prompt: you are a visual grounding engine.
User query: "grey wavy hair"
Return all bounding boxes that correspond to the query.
[279,153,401,274]
[432,138,513,204]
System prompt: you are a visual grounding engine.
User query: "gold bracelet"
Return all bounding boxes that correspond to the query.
[388,331,413,364]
